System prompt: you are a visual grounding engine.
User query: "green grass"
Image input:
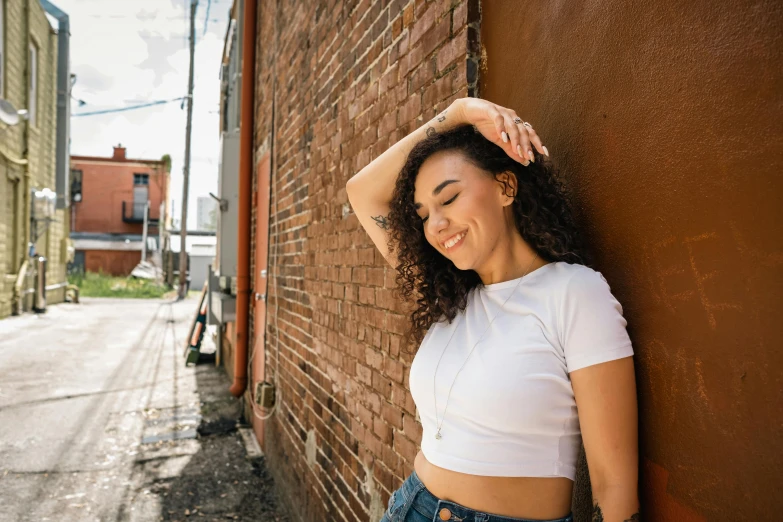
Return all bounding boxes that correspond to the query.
[68,271,169,299]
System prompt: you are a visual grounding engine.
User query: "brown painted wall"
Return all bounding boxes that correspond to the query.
[84,250,141,277]
[480,1,783,521]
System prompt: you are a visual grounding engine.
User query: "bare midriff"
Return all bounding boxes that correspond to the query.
[414,450,574,520]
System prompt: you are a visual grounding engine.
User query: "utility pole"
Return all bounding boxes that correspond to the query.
[178,0,198,300]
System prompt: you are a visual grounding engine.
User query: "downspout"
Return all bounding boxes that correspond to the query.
[230,0,257,397]
[39,1,71,300]
[39,0,70,210]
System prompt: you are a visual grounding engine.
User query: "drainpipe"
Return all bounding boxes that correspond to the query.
[39,0,70,211]
[230,0,257,398]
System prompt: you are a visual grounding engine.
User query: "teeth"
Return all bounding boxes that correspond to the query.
[444,232,465,249]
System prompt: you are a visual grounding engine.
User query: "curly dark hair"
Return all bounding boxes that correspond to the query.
[386,124,591,346]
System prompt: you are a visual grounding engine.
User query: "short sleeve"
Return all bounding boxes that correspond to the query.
[558,267,634,373]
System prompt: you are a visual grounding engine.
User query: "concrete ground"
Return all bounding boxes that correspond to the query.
[0,297,290,522]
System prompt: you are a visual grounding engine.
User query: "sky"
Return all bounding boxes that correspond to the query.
[53,0,231,230]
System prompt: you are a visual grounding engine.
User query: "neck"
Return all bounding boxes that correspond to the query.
[476,228,543,285]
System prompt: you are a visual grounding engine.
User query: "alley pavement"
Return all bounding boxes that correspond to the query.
[0,297,290,522]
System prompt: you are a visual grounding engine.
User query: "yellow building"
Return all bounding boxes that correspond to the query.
[0,0,72,318]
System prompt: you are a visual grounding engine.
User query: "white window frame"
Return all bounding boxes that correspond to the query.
[29,41,38,127]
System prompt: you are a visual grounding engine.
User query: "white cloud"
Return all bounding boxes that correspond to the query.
[57,0,230,229]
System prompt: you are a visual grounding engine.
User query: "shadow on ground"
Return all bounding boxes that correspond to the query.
[126,353,290,522]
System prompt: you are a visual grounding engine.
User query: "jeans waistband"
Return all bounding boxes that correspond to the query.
[401,469,574,522]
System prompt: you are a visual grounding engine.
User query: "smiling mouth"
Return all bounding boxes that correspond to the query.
[443,231,467,251]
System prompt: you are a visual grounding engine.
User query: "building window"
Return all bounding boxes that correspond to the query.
[71,169,83,202]
[0,1,5,98]
[28,42,38,127]
[132,174,149,220]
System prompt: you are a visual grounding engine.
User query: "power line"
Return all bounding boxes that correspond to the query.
[72,97,187,117]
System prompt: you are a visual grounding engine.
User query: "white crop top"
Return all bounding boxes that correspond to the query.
[409,261,634,481]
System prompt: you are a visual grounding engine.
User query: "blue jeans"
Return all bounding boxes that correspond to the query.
[379,469,574,522]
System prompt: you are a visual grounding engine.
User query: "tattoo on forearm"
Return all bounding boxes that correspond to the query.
[592,503,641,522]
[372,215,389,230]
[425,110,447,137]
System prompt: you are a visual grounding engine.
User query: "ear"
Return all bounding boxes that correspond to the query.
[496,171,518,207]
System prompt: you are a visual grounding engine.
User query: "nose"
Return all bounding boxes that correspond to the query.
[426,208,449,238]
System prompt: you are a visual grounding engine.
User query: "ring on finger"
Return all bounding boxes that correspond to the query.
[523,121,533,128]
[513,116,522,124]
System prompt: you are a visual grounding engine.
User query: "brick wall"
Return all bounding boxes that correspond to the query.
[0,0,27,309]
[29,1,69,299]
[0,0,69,318]
[83,250,142,277]
[248,1,479,521]
[70,158,167,236]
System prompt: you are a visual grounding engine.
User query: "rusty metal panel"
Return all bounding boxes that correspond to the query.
[481,1,783,520]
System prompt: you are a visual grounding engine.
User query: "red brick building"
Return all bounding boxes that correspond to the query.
[69,146,170,275]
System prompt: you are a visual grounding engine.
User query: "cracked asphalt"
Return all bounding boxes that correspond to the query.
[0,297,290,522]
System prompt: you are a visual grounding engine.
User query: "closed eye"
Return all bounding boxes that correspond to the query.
[420,193,459,223]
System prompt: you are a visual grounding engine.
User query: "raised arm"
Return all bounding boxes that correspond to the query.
[346,100,465,268]
[346,97,546,268]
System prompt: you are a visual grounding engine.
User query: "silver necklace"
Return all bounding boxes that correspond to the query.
[433,254,539,440]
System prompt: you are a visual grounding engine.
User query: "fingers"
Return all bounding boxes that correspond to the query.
[490,104,550,163]
[492,110,506,144]
[492,108,530,165]
[503,113,532,165]
[524,125,548,159]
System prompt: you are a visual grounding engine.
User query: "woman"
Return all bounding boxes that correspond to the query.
[346,98,639,522]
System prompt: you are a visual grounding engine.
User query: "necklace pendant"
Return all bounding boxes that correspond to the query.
[435,430,442,440]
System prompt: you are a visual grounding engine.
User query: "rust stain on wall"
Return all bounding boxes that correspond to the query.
[643,459,708,522]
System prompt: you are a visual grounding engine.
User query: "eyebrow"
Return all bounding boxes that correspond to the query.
[414,179,459,209]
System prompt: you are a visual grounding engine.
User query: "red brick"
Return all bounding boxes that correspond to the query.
[398,94,422,125]
[372,416,392,444]
[437,30,467,72]
[379,63,400,94]
[381,402,404,429]
[357,402,373,428]
[453,0,467,28]
[393,432,418,463]
[403,412,423,440]
[366,346,384,370]
[384,356,405,384]
[245,0,472,518]
[422,68,454,107]
[392,14,403,38]
[420,17,452,59]
[71,152,168,276]
[402,3,414,27]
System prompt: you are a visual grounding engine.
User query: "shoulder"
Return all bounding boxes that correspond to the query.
[543,262,609,295]
[545,262,623,314]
